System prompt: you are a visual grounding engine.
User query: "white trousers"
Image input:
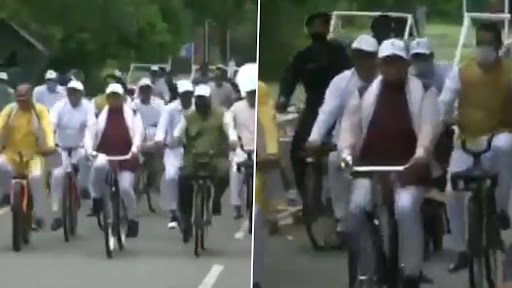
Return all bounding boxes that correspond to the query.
[229,149,248,207]
[89,156,137,219]
[159,148,182,212]
[446,132,512,251]
[50,149,90,214]
[349,178,424,276]
[326,152,350,229]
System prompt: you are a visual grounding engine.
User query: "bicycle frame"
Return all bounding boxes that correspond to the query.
[60,147,81,241]
[347,165,406,288]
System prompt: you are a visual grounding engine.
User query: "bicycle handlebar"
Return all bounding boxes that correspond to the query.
[460,134,494,157]
[350,166,406,173]
[101,154,132,161]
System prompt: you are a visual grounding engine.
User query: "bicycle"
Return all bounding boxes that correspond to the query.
[59,146,82,242]
[11,151,34,252]
[302,143,337,251]
[344,165,405,288]
[135,123,158,213]
[190,151,214,257]
[95,153,132,259]
[236,150,254,234]
[450,134,504,288]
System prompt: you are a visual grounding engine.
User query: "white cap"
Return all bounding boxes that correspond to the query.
[176,80,194,94]
[45,69,58,80]
[105,83,124,95]
[409,38,432,55]
[351,35,379,52]
[137,77,152,87]
[378,39,409,59]
[235,62,258,96]
[194,84,211,97]
[0,72,8,80]
[150,65,159,71]
[66,80,84,91]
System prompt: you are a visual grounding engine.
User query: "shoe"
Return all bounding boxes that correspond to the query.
[80,188,91,200]
[402,275,420,288]
[50,217,63,231]
[33,217,44,231]
[419,271,434,284]
[212,197,222,216]
[448,251,469,273]
[88,198,103,217]
[182,216,192,243]
[497,210,511,230]
[126,219,139,238]
[167,211,180,230]
[233,205,243,220]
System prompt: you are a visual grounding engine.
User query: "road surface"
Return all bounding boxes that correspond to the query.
[0,195,251,288]
[263,214,512,288]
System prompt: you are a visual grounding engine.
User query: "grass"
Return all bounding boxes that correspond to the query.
[265,22,470,105]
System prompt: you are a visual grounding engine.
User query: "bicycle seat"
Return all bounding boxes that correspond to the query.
[450,134,498,191]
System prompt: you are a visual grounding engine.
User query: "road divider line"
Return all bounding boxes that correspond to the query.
[198,264,224,288]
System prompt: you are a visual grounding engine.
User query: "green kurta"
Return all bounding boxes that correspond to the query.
[182,106,230,177]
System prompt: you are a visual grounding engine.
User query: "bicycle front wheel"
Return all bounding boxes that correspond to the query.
[11,182,24,252]
[102,193,113,259]
[62,176,70,242]
[303,161,327,251]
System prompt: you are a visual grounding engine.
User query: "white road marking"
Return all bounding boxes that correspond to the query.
[198,264,224,288]
[0,207,8,215]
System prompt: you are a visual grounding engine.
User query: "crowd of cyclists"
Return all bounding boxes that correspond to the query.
[0,60,256,248]
[254,11,512,288]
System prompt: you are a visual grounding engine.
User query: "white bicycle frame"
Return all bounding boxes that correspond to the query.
[328,11,418,40]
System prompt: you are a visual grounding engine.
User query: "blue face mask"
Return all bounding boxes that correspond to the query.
[46,81,57,92]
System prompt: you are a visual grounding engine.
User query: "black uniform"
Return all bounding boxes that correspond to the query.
[278,39,352,196]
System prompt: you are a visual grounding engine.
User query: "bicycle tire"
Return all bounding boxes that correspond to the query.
[111,186,122,250]
[116,199,128,251]
[102,194,113,259]
[303,161,326,251]
[11,182,23,252]
[386,203,400,288]
[70,175,78,237]
[62,175,70,242]
[193,184,203,257]
[246,174,253,235]
[23,194,32,245]
[200,188,206,250]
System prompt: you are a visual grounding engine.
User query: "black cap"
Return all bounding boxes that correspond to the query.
[305,12,331,28]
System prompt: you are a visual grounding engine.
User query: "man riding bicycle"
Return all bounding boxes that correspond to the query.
[439,21,512,273]
[171,84,238,242]
[340,39,440,288]
[155,79,194,229]
[86,83,143,238]
[229,63,256,219]
[275,11,352,207]
[130,77,166,200]
[306,34,379,243]
[49,80,96,231]
[0,84,57,229]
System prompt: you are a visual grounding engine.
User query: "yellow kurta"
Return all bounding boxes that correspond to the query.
[255,82,279,208]
[458,58,512,138]
[0,103,54,174]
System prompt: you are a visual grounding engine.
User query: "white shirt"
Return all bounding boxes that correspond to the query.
[229,100,255,150]
[131,96,165,142]
[152,78,170,102]
[50,98,96,147]
[309,69,365,142]
[155,99,193,146]
[33,85,66,110]
[171,109,238,147]
[438,67,461,122]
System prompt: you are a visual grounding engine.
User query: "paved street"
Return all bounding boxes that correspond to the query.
[263,215,512,288]
[0,195,251,288]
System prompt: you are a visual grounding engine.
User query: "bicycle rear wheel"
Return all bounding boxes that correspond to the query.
[11,182,23,252]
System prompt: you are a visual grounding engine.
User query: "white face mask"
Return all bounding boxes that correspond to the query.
[475,46,498,64]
